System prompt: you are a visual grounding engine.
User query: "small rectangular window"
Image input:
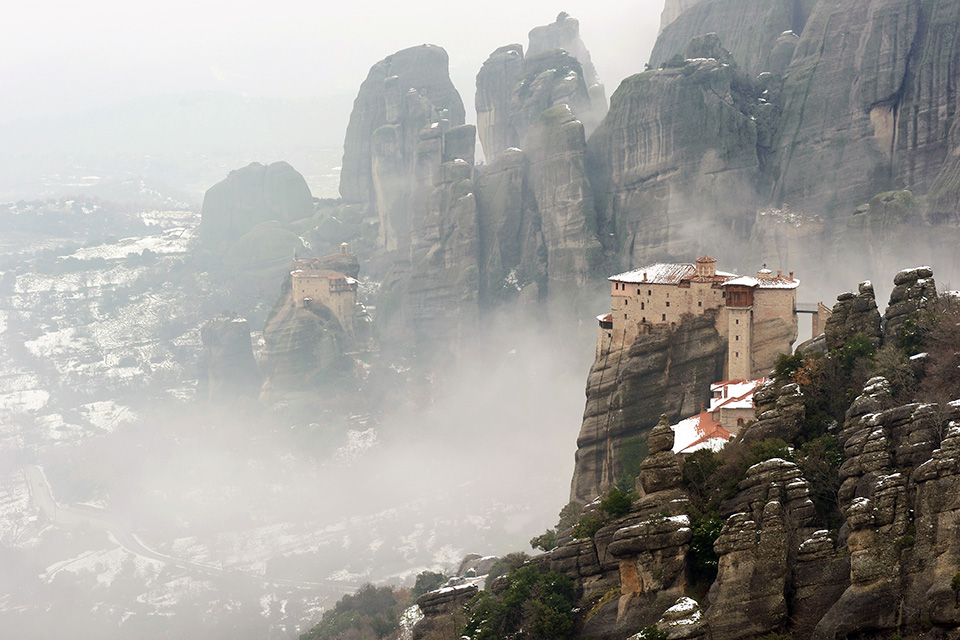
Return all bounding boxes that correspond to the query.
[648,290,652,296]
[698,301,702,307]
[641,302,645,310]
[666,301,670,307]
[662,314,666,321]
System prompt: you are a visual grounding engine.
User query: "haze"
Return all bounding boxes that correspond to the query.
[2,0,660,124]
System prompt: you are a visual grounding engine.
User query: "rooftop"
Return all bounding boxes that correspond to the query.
[672,412,733,455]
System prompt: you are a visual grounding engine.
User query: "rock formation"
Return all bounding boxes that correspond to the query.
[707,458,819,640]
[823,281,883,351]
[882,266,937,346]
[587,37,765,270]
[650,0,806,77]
[527,12,607,131]
[259,253,359,393]
[571,315,725,503]
[476,13,607,162]
[199,161,314,248]
[339,44,465,212]
[197,317,261,402]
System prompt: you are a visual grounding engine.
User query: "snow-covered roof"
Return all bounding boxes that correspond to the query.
[672,413,733,455]
[709,378,767,412]
[723,275,800,289]
[610,263,695,285]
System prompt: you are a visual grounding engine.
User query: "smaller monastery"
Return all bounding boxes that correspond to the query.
[597,256,800,380]
[289,247,359,336]
[671,378,767,455]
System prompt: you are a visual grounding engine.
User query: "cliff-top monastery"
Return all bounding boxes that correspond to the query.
[597,256,800,380]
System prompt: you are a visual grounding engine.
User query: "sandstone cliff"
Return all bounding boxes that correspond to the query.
[587,38,765,270]
[586,0,960,295]
[199,161,314,248]
[571,314,725,503]
[197,317,261,403]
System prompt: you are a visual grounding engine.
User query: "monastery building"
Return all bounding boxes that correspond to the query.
[290,255,358,336]
[597,256,800,380]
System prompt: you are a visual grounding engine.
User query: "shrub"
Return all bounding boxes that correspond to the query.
[773,351,804,382]
[556,501,583,531]
[463,565,576,640]
[637,624,669,640]
[688,515,724,582]
[484,552,529,589]
[572,515,605,540]
[530,529,558,552]
[599,486,636,518]
[412,571,447,597]
[300,584,401,640]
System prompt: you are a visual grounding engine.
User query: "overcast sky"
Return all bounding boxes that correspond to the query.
[2,0,663,125]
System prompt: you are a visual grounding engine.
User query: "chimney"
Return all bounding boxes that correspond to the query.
[789,270,794,280]
[643,272,647,282]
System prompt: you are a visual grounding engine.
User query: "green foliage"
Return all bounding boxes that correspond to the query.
[599,486,637,518]
[299,584,401,640]
[530,529,558,552]
[572,487,638,540]
[688,515,724,582]
[773,351,805,382]
[898,317,924,355]
[463,565,576,640]
[412,571,447,598]
[572,515,605,540]
[556,501,584,531]
[484,552,529,590]
[796,435,843,529]
[837,333,876,373]
[619,436,648,489]
[637,624,669,640]
[748,438,793,466]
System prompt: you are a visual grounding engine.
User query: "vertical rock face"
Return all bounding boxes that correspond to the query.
[524,105,602,290]
[473,148,545,308]
[339,45,465,211]
[527,12,608,128]
[197,318,261,402]
[199,161,314,247]
[571,315,725,503]
[475,13,606,162]
[823,281,883,350]
[650,0,804,77]
[707,458,819,640]
[476,44,525,160]
[772,0,921,217]
[882,266,936,346]
[587,47,762,270]
[475,48,596,162]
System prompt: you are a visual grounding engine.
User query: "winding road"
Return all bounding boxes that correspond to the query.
[23,464,359,592]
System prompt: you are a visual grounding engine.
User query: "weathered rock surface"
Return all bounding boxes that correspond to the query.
[339,45,464,212]
[197,317,261,402]
[260,270,351,393]
[527,12,607,130]
[587,50,764,269]
[823,281,882,350]
[524,104,602,291]
[740,380,805,445]
[650,0,806,76]
[571,315,725,503]
[708,458,819,640]
[882,266,937,346]
[199,161,314,247]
